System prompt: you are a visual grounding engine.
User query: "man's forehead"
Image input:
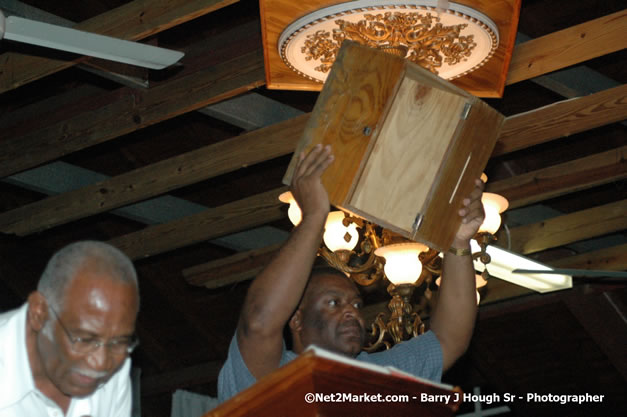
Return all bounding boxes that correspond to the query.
[63,266,138,311]
[307,273,361,298]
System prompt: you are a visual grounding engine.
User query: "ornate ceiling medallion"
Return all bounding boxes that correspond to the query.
[279,1,499,83]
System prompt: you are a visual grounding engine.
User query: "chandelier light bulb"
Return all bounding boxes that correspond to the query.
[479,192,509,234]
[375,243,428,285]
[278,191,302,226]
[323,211,359,252]
[436,273,487,289]
[287,203,302,226]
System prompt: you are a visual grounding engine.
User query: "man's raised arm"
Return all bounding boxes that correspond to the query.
[237,145,334,379]
[430,178,485,372]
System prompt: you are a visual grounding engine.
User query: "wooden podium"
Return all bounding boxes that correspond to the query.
[284,41,505,251]
[205,347,462,417]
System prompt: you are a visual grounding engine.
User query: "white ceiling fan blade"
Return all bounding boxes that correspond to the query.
[512,269,627,278]
[469,240,573,293]
[0,13,183,69]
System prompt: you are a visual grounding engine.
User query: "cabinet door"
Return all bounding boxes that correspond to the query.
[347,76,469,247]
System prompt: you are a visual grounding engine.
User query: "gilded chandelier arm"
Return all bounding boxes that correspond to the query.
[318,217,385,286]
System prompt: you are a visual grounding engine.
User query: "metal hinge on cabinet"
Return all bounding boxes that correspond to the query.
[461,103,472,119]
[412,213,424,233]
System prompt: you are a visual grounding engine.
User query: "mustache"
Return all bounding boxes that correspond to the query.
[72,367,108,379]
[339,318,365,334]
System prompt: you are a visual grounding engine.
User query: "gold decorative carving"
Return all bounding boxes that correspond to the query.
[364,283,426,352]
[301,12,477,76]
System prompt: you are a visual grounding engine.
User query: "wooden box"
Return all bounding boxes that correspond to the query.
[284,41,505,251]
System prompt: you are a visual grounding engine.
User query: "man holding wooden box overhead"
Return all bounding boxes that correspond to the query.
[218,144,485,402]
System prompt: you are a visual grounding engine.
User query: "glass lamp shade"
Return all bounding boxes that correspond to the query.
[279,194,359,252]
[479,192,509,234]
[278,191,302,226]
[475,273,488,289]
[435,277,482,305]
[375,243,428,285]
[323,211,359,252]
[436,274,487,289]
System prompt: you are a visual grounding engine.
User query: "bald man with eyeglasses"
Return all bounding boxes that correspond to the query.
[0,241,140,417]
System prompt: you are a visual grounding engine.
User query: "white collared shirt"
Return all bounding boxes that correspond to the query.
[0,304,132,417]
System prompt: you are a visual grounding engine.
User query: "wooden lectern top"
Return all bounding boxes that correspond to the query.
[205,346,462,417]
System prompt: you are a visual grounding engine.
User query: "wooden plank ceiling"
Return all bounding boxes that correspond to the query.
[0,0,625,416]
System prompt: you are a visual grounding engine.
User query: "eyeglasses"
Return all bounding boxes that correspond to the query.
[49,306,139,356]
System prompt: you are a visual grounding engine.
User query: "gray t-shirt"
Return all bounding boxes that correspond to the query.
[217,330,443,403]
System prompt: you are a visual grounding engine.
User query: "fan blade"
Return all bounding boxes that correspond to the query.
[469,241,572,293]
[1,15,183,69]
[512,269,627,278]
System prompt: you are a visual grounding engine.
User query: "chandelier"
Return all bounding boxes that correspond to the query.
[279,182,508,351]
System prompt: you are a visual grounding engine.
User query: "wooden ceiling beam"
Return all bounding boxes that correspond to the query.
[0,83,106,131]
[497,199,627,254]
[551,243,627,271]
[495,83,627,156]
[507,10,627,85]
[0,48,265,179]
[0,0,239,93]
[0,115,307,236]
[486,145,627,209]
[184,243,282,289]
[108,187,287,261]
